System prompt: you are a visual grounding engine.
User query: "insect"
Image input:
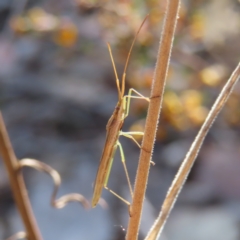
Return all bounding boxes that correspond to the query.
[92,16,149,208]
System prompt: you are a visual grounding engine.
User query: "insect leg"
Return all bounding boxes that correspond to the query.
[123,88,149,119]
[117,141,133,198]
[103,146,116,190]
[104,186,131,206]
[120,131,155,165]
[103,141,133,205]
[120,131,144,148]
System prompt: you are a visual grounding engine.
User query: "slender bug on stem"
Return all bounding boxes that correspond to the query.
[92,16,149,208]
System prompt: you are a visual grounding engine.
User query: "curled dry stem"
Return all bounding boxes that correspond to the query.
[0,112,89,240]
[145,62,240,240]
[19,158,89,209]
[126,0,181,239]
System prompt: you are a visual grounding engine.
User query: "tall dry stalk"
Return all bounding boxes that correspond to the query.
[145,62,240,240]
[126,0,181,239]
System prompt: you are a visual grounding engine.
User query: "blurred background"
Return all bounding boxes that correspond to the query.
[0,0,240,239]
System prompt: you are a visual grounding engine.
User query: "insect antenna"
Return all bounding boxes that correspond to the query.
[121,15,149,98]
[107,43,121,101]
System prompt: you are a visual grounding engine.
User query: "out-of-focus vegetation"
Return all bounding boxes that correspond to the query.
[8,1,240,142]
[1,0,240,239]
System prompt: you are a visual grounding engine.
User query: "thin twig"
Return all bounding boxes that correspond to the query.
[0,112,43,240]
[126,1,180,239]
[19,158,90,209]
[145,62,240,240]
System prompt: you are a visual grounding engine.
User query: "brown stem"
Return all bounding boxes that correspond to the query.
[125,0,181,239]
[0,112,43,240]
[145,62,240,240]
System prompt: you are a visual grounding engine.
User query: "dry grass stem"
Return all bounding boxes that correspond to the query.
[0,112,43,240]
[145,62,240,240]
[126,0,181,239]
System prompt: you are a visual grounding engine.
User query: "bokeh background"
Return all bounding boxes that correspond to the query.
[0,0,240,239]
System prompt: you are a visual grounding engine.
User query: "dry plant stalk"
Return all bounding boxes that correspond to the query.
[126,0,181,239]
[145,62,240,240]
[0,113,43,240]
